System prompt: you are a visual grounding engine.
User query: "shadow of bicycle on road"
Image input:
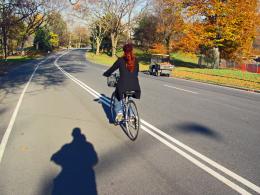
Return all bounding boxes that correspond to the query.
[94,94,114,124]
[94,94,130,138]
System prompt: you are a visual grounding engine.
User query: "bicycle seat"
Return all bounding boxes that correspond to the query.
[125,91,136,96]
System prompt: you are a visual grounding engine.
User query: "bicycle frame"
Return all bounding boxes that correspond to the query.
[122,95,130,123]
[108,74,139,140]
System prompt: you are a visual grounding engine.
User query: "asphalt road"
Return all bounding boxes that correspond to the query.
[0,49,259,195]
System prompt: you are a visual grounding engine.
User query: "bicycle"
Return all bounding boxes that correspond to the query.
[107,73,140,141]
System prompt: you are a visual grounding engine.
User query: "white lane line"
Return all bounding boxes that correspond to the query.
[55,52,259,194]
[0,59,47,164]
[140,125,251,195]
[164,84,199,94]
[140,120,260,194]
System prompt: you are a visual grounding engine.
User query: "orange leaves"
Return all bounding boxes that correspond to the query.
[147,0,260,60]
[150,43,168,54]
[184,0,260,59]
[72,1,81,11]
[154,0,185,51]
[174,22,204,53]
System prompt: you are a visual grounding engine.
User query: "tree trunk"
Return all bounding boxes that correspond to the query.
[20,37,27,56]
[213,47,220,69]
[95,38,101,55]
[165,36,171,54]
[79,35,81,48]
[2,26,8,60]
[111,33,118,58]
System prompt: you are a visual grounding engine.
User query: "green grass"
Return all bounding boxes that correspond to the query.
[170,52,199,68]
[0,55,35,75]
[86,50,150,71]
[176,67,260,83]
[87,52,118,65]
[171,52,198,64]
[0,55,34,62]
[86,49,260,90]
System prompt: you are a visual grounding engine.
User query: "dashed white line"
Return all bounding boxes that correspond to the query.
[55,52,260,194]
[164,84,199,94]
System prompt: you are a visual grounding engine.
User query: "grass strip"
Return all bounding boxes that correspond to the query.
[173,69,260,90]
[0,55,36,75]
[176,67,260,83]
[86,52,149,71]
[86,51,260,91]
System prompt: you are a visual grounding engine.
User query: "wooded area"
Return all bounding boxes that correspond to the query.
[82,0,260,66]
[0,0,88,60]
[1,0,260,66]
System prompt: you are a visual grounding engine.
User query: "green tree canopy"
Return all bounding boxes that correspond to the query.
[34,27,51,51]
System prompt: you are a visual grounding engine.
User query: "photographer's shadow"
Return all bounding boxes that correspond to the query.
[51,128,98,195]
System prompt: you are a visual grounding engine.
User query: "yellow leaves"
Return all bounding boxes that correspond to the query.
[36,14,43,22]
[184,0,260,59]
[49,32,59,47]
[152,0,260,60]
[150,43,168,54]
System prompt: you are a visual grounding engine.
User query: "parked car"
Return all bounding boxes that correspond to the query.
[149,54,174,77]
[254,56,260,62]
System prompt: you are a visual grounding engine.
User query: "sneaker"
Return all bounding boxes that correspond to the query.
[115,113,123,122]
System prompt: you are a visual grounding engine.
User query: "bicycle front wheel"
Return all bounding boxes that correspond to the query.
[126,100,140,140]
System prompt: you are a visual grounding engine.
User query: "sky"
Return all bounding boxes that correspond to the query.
[61,0,150,31]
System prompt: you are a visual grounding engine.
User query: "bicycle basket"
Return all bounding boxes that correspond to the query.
[107,74,118,87]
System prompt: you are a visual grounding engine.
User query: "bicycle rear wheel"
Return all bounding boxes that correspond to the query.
[126,100,140,140]
[110,92,116,123]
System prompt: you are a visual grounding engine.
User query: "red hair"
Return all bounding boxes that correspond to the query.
[123,44,135,72]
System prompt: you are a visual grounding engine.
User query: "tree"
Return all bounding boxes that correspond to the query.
[103,0,148,57]
[19,13,45,52]
[46,11,68,47]
[174,22,204,53]
[74,0,148,57]
[49,31,59,48]
[134,14,158,51]
[90,17,109,55]
[184,0,260,63]
[34,27,51,51]
[153,0,184,53]
[7,16,25,55]
[19,1,45,52]
[92,0,130,57]
[0,0,45,59]
[73,26,89,48]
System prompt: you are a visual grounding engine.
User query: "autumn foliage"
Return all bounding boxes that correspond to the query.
[149,0,260,61]
[150,43,168,54]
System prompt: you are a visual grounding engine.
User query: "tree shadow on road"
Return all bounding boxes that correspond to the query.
[51,127,98,195]
[174,122,222,140]
[0,50,86,97]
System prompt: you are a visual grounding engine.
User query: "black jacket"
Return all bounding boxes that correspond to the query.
[103,57,141,100]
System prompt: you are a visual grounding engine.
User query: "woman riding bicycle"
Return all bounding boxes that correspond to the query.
[103,43,141,122]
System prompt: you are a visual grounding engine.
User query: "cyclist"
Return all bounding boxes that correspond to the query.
[103,43,141,122]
